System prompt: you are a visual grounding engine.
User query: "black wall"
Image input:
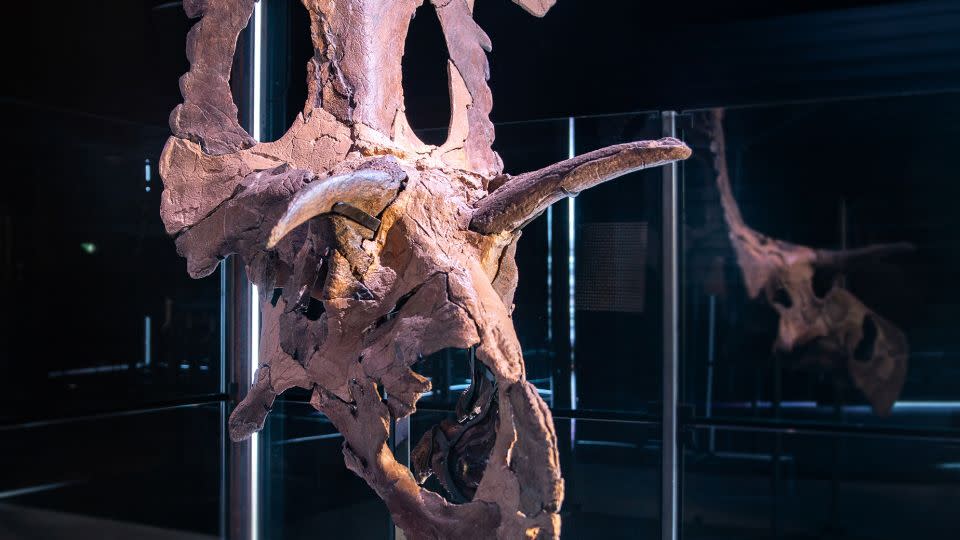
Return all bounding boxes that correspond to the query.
[250,0,960,131]
[427,0,960,125]
[5,1,959,131]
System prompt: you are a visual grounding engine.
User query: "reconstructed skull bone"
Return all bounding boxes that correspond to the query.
[159,1,689,538]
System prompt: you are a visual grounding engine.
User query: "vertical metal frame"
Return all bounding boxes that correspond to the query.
[566,116,578,447]
[219,265,228,538]
[225,257,254,540]
[224,3,264,539]
[661,110,680,540]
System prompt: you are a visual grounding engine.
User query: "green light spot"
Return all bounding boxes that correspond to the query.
[80,242,97,255]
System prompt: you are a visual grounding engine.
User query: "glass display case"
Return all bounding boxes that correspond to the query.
[2,2,958,539]
[259,94,960,539]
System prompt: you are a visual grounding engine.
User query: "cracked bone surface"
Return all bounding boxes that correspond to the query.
[704,108,912,415]
[160,1,690,538]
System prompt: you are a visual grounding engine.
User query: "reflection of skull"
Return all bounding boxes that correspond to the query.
[706,109,911,414]
[160,1,690,538]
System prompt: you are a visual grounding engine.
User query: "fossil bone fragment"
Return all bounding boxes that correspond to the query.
[160,0,690,538]
[704,109,912,414]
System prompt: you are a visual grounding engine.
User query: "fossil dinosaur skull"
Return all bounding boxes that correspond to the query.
[704,109,911,414]
[160,1,690,538]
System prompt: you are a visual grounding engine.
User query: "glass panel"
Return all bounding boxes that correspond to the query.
[0,2,221,424]
[552,416,662,539]
[260,400,391,540]
[682,426,960,539]
[679,92,960,432]
[412,118,570,411]
[410,411,662,539]
[497,118,572,403]
[572,112,665,414]
[0,404,222,537]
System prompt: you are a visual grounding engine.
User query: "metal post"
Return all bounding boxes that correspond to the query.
[705,294,717,453]
[219,266,228,540]
[223,2,264,538]
[661,110,680,540]
[225,256,253,540]
[567,116,578,450]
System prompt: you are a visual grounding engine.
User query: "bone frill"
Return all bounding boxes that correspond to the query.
[160,1,690,538]
[705,108,912,414]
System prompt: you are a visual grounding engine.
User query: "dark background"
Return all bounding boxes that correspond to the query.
[1,1,959,539]
[4,1,960,130]
[4,0,956,421]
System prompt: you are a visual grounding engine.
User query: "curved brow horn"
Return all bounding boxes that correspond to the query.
[470,138,692,235]
[267,162,407,248]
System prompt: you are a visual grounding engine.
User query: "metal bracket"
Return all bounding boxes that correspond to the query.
[332,201,382,232]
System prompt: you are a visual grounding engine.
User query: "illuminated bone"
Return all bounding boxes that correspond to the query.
[160,1,691,538]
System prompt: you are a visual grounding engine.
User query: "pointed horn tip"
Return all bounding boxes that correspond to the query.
[651,137,693,159]
[620,138,692,162]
